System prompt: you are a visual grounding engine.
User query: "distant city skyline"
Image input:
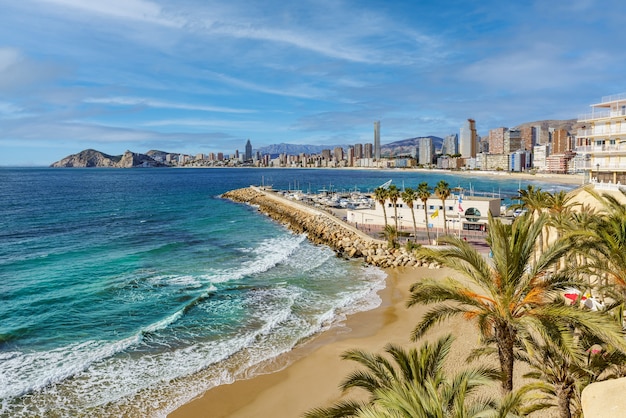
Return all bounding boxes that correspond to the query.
[1,1,625,166]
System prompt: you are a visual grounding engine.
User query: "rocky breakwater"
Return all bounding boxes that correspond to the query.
[222,187,432,269]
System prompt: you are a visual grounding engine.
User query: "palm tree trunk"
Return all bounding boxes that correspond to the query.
[556,384,574,418]
[411,206,417,242]
[423,205,431,242]
[442,206,448,235]
[393,205,399,240]
[495,323,515,393]
[381,205,388,229]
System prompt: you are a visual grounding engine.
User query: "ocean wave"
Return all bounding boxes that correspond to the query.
[1,253,387,417]
[202,234,307,284]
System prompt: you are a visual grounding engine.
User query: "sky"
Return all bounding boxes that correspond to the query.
[1,0,625,166]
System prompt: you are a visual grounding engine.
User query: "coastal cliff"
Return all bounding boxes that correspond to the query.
[222,187,431,269]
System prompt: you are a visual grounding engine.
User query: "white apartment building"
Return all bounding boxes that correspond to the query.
[576,93,626,184]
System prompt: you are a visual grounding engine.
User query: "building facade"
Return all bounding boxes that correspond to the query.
[244,139,252,161]
[576,93,626,183]
[459,119,477,159]
[442,134,458,155]
[418,137,434,165]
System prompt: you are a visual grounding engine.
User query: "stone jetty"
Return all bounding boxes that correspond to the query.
[222,187,433,269]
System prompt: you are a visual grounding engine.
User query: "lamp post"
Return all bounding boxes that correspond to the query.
[596,163,600,181]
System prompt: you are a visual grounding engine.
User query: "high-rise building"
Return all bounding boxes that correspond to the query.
[244,139,252,161]
[418,137,434,165]
[488,127,507,155]
[364,143,373,159]
[354,143,363,159]
[442,134,458,155]
[551,129,570,154]
[504,129,522,153]
[333,147,344,162]
[459,119,477,158]
[374,121,381,160]
[535,125,549,145]
[520,126,536,151]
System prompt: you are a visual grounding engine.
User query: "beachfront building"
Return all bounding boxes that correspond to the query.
[346,193,501,235]
[576,93,626,184]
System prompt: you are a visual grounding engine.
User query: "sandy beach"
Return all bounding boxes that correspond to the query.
[169,266,482,418]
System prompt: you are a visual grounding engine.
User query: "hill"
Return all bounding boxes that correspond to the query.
[50,149,166,168]
[382,136,443,157]
[513,119,580,133]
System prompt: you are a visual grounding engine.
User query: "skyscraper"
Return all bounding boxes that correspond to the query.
[442,134,458,155]
[244,139,252,161]
[418,137,434,165]
[374,121,381,160]
[459,119,477,158]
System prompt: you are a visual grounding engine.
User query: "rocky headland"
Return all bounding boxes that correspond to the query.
[222,187,432,269]
[50,149,167,168]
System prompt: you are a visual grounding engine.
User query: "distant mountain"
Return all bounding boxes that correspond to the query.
[50,149,166,168]
[514,119,580,133]
[382,136,443,157]
[255,137,443,158]
[255,143,347,157]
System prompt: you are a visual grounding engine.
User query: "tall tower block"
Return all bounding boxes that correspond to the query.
[374,121,381,160]
[459,119,477,158]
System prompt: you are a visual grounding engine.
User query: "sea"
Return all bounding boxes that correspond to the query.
[0,167,578,417]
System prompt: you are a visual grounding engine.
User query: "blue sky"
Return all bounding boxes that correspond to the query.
[1,0,625,166]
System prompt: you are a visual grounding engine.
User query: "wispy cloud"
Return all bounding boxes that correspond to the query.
[35,0,184,27]
[84,97,255,114]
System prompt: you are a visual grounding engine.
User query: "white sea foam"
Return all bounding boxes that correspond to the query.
[1,245,387,418]
[203,234,307,284]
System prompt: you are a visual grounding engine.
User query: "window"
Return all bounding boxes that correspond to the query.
[465,207,481,222]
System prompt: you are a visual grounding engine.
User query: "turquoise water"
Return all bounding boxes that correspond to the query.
[0,168,576,417]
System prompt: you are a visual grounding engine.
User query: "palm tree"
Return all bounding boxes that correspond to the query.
[510,184,550,217]
[373,187,389,230]
[304,335,503,418]
[416,182,432,243]
[401,187,418,242]
[387,185,401,240]
[520,323,626,418]
[509,185,551,257]
[383,225,398,249]
[435,180,451,235]
[408,212,626,393]
[519,332,587,418]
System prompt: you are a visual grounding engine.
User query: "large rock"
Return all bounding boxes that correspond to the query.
[582,377,626,417]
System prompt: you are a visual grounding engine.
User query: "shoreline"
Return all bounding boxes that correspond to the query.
[169,266,482,417]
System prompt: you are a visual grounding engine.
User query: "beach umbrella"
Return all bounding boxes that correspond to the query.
[563,288,581,304]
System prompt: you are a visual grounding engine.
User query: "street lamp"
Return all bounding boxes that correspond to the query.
[596,163,600,181]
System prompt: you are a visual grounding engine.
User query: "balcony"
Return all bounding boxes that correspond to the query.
[577,127,626,138]
[575,144,626,153]
[578,108,626,122]
[601,92,626,103]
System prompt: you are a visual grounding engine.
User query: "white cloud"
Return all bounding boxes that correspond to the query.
[35,0,184,27]
[84,97,255,114]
